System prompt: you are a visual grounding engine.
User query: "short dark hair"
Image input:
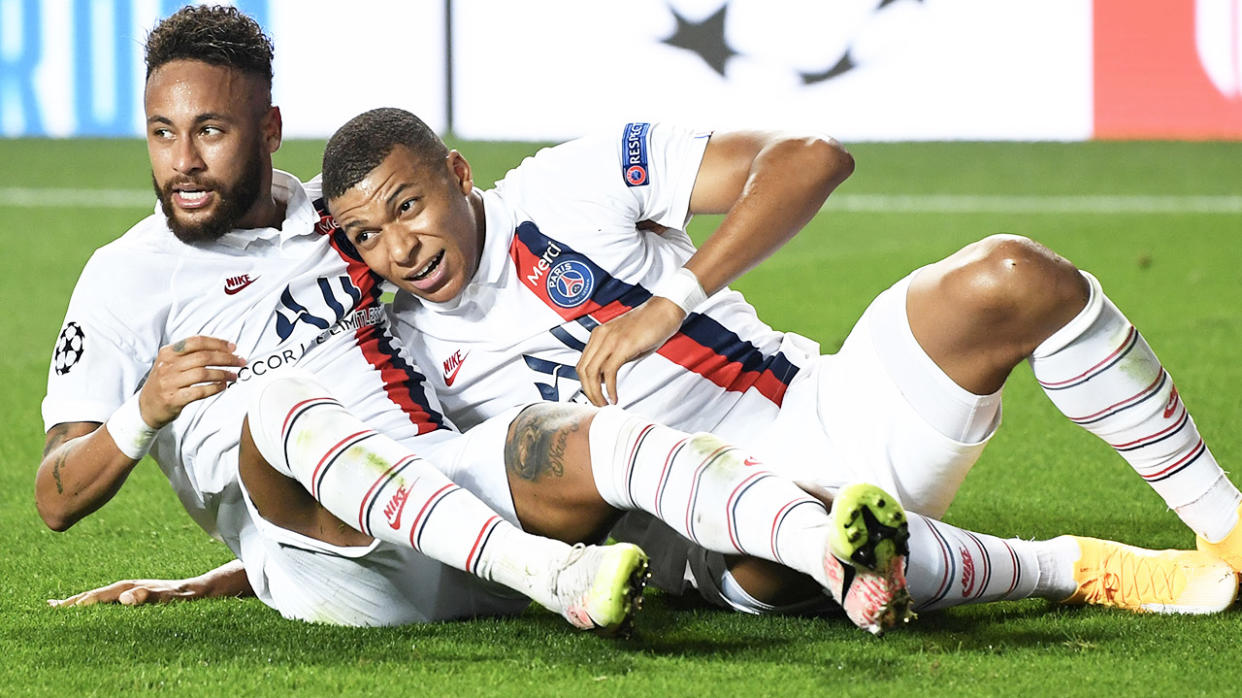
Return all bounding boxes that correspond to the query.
[144,5,273,94]
[322,108,449,201]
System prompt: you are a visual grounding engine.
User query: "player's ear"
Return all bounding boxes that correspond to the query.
[447,150,473,194]
[262,106,283,154]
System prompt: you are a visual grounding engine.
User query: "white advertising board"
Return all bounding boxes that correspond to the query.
[1,0,1095,140]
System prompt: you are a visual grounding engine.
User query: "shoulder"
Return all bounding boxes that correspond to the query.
[71,213,184,305]
[85,213,181,268]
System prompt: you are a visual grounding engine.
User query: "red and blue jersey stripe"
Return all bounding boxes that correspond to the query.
[313,198,446,435]
[509,222,799,406]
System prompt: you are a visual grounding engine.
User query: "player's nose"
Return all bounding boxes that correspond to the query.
[386,227,419,266]
[172,138,205,174]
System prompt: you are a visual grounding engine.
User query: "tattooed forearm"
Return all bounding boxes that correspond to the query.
[43,424,71,457]
[52,450,68,494]
[41,422,100,497]
[504,404,590,481]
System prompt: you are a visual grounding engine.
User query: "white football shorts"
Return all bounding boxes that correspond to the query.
[237,409,528,627]
[731,271,999,520]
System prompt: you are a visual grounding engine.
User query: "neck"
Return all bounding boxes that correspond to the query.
[470,189,486,267]
[236,169,285,230]
[239,194,286,230]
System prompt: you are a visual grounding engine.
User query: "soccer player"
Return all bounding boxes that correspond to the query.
[36,4,631,630]
[319,106,1239,616]
[39,5,915,635]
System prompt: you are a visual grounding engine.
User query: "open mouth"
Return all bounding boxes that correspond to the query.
[409,250,445,281]
[172,187,213,209]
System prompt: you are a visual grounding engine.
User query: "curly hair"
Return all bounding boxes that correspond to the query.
[144,5,273,91]
[322,108,449,202]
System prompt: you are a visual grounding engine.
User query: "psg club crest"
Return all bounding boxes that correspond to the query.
[547,259,595,308]
[53,321,85,375]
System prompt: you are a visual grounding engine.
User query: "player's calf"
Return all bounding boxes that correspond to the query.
[243,369,655,634]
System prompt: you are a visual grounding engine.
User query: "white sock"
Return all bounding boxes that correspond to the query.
[247,370,574,610]
[1182,476,1242,543]
[1029,271,1240,540]
[587,406,834,587]
[904,513,1077,611]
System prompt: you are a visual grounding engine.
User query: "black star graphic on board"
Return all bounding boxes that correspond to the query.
[662,4,737,77]
[800,49,856,85]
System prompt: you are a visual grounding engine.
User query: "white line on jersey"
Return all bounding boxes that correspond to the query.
[2,187,1241,215]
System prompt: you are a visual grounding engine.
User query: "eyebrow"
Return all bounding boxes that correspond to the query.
[385,183,412,209]
[145,113,232,126]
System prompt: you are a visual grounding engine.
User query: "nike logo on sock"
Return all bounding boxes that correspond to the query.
[1163,386,1180,419]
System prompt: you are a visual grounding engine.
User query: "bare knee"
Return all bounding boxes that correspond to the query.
[921,234,1088,348]
[907,235,1090,394]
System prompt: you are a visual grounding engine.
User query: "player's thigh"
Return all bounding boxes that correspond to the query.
[749,274,994,519]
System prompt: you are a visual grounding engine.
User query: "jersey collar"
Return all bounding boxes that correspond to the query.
[413,189,508,313]
[477,188,513,286]
[200,170,317,251]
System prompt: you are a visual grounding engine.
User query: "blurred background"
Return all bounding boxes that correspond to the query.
[2,0,1240,143]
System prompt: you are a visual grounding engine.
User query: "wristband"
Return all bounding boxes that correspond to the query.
[106,393,159,460]
[650,267,708,315]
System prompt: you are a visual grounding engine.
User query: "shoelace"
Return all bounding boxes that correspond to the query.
[549,543,589,597]
[1078,550,1185,607]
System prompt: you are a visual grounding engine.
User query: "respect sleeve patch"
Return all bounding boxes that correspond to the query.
[621,122,651,187]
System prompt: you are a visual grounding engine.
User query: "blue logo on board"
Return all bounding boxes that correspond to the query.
[547,259,595,308]
[621,122,650,187]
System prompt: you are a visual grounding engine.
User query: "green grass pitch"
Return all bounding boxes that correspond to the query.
[1,137,1239,696]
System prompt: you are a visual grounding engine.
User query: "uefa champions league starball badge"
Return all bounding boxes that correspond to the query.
[53,321,86,375]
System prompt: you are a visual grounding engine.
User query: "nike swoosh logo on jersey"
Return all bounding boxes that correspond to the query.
[443,350,469,386]
[743,457,762,467]
[224,274,259,295]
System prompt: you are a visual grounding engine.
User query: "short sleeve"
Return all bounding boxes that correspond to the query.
[496,122,712,237]
[615,122,712,230]
[41,249,165,430]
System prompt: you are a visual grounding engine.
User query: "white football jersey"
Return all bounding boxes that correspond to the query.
[43,171,449,555]
[390,123,818,444]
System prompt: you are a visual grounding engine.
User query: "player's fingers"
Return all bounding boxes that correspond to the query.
[174,381,231,407]
[175,367,239,389]
[579,361,607,407]
[604,361,620,406]
[49,589,100,607]
[575,344,605,406]
[173,349,248,369]
[161,353,246,381]
[119,587,151,605]
[577,330,603,371]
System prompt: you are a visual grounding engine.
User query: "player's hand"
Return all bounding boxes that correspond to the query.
[576,296,685,406]
[48,578,203,607]
[139,336,247,429]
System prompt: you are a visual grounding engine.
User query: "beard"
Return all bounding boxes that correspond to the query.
[153,154,264,244]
